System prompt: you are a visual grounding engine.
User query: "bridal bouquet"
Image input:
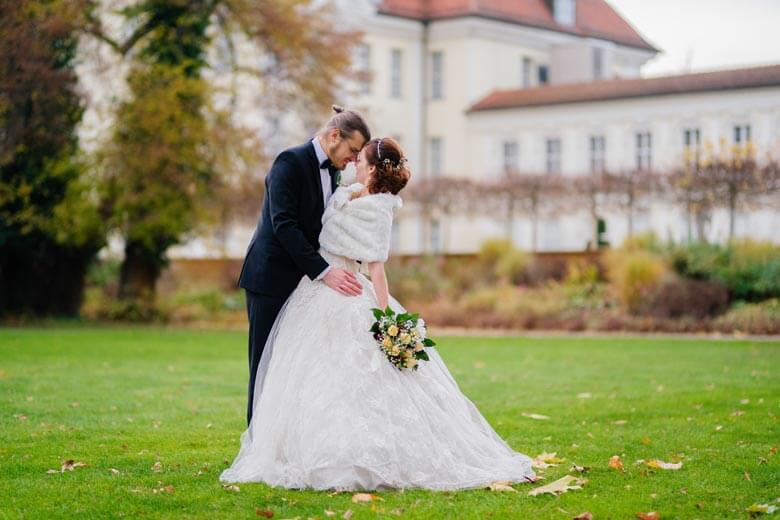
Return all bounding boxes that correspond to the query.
[370,307,435,371]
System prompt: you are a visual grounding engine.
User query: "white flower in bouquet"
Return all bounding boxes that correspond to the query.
[400,333,412,345]
[414,342,424,352]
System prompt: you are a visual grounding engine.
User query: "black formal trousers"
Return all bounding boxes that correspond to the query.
[245,289,288,426]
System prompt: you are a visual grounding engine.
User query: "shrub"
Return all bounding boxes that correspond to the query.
[603,249,668,314]
[712,299,780,335]
[650,276,729,319]
[476,239,529,285]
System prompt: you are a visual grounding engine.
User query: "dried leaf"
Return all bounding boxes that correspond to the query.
[109,468,121,475]
[746,503,777,516]
[351,493,381,503]
[522,412,550,420]
[255,508,273,517]
[528,475,586,497]
[574,513,593,520]
[533,452,565,469]
[324,511,336,517]
[577,393,592,399]
[152,461,162,473]
[488,481,517,492]
[223,484,240,492]
[61,460,86,472]
[609,455,624,471]
[46,469,59,474]
[342,510,353,519]
[646,460,682,470]
[613,419,628,425]
[570,463,590,473]
[636,513,660,520]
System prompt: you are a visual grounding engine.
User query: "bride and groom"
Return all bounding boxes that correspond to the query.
[221,106,536,490]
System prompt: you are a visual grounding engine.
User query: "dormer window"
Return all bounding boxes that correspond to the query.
[553,0,576,26]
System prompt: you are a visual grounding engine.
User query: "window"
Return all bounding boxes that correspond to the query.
[503,141,519,173]
[636,132,652,171]
[553,0,576,26]
[355,43,371,94]
[546,138,561,174]
[390,49,402,98]
[593,47,604,80]
[589,135,605,173]
[522,56,532,88]
[430,137,443,176]
[683,127,701,165]
[430,220,442,253]
[734,124,751,144]
[431,51,444,100]
[538,65,549,85]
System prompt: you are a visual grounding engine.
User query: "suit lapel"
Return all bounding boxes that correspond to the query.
[305,141,325,216]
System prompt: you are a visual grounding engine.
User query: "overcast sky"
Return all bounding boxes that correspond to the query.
[607,0,780,76]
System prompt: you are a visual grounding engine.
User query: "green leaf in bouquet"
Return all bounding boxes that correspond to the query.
[370,323,380,333]
[409,313,420,322]
[371,308,384,321]
[384,306,394,317]
[415,351,430,361]
[396,313,410,323]
[423,338,436,347]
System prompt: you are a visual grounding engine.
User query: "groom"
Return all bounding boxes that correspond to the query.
[238,106,371,425]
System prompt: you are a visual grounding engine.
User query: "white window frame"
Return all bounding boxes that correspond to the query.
[635,131,652,171]
[589,135,605,173]
[733,123,751,144]
[430,137,443,177]
[431,50,444,100]
[390,48,402,98]
[546,138,561,174]
[522,56,532,88]
[502,140,519,174]
[355,43,371,94]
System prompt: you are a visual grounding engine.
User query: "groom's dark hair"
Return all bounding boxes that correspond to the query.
[320,105,371,143]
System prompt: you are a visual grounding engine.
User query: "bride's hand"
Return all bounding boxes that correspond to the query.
[323,268,362,296]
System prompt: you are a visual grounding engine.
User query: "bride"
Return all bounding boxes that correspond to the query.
[220,137,535,491]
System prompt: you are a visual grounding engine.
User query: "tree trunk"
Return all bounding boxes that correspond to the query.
[119,241,161,302]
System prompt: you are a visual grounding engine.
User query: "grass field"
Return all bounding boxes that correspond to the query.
[1,327,778,519]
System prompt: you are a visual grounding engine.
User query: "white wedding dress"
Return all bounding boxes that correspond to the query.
[220,184,535,491]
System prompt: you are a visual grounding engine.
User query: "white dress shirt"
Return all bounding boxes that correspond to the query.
[312,137,334,281]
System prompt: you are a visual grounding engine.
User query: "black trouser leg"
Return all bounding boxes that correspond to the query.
[245,290,287,426]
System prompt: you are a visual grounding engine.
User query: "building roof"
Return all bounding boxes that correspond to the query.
[378,0,657,52]
[468,64,780,111]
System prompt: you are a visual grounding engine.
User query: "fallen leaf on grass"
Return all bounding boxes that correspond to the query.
[109,468,121,475]
[613,419,628,425]
[152,461,162,473]
[608,455,624,471]
[532,452,565,469]
[351,493,382,503]
[342,510,353,519]
[223,484,240,492]
[152,482,175,494]
[488,481,517,492]
[570,463,590,473]
[61,460,87,472]
[577,393,592,399]
[528,475,587,497]
[255,508,273,517]
[746,504,777,516]
[324,511,336,517]
[522,413,550,420]
[573,513,593,520]
[46,469,59,474]
[646,460,682,470]
[636,513,660,520]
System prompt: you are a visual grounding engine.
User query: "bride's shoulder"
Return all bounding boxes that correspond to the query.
[363,190,403,210]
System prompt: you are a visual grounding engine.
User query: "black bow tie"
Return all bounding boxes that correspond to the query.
[319,158,339,177]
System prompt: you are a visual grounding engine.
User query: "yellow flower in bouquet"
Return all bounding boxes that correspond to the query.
[382,337,393,349]
[387,325,399,337]
[414,342,424,352]
[400,333,412,345]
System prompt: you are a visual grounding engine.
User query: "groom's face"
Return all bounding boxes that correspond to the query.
[328,129,365,170]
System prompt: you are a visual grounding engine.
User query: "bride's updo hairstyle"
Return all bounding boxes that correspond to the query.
[363,137,411,195]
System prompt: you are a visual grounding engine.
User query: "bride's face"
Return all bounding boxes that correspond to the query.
[355,147,375,186]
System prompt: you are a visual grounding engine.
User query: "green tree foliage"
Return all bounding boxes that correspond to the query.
[0,0,104,317]
[87,0,359,307]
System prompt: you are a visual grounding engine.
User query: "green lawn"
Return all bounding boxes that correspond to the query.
[1,328,778,519]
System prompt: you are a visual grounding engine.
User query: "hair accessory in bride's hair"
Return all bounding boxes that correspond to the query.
[377,138,383,160]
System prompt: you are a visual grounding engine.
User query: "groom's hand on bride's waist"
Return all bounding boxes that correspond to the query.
[323,268,362,297]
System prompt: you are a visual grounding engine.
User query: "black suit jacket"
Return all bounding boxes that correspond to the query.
[238,140,337,297]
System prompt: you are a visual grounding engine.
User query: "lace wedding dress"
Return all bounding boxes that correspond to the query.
[220,184,535,491]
